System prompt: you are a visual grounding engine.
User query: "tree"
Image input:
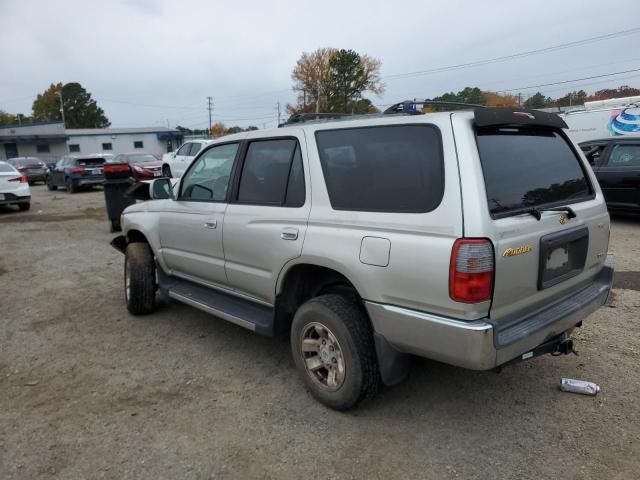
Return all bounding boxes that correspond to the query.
[326,49,384,113]
[587,85,640,101]
[523,92,554,108]
[431,87,486,108]
[555,90,587,108]
[287,48,384,114]
[483,91,518,107]
[209,122,226,138]
[32,82,110,127]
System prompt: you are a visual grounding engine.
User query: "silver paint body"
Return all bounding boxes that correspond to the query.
[121,111,612,370]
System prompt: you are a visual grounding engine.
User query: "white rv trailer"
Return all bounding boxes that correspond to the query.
[560,96,640,143]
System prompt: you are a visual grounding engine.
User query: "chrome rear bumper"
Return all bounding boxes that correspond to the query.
[366,266,613,370]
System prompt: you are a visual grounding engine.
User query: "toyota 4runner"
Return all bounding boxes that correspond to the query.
[112,104,613,410]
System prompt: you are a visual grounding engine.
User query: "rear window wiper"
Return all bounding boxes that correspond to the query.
[523,206,577,221]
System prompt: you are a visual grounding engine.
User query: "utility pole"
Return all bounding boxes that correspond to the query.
[276,101,281,126]
[55,91,65,127]
[517,92,522,107]
[316,81,321,114]
[303,89,307,108]
[17,114,22,126]
[207,96,213,134]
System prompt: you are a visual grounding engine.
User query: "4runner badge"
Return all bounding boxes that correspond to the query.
[503,245,533,257]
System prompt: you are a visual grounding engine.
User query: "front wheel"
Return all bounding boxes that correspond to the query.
[124,242,156,315]
[290,294,380,410]
[65,177,77,194]
[18,202,30,211]
[46,177,57,190]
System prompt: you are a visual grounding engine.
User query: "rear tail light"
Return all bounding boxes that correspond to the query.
[70,166,85,173]
[8,176,28,183]
[449,238,494,303]
[103,163,130,173]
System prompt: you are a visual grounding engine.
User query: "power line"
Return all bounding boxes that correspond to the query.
[382,27,640,81]
[495,67,640,93]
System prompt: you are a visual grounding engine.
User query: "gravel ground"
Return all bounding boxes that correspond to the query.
[1,186,639,480]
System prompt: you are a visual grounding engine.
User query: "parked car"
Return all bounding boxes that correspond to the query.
[46,154,106,193]
[0,161,31,211]
[161,139,211,178]
[111,152,163,179]
[112,105,613,410]
[7,156,48,184]
[580,137,640,213]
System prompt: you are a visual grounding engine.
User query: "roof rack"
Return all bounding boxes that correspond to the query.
[382,99,485,114]
[279,99,486,127]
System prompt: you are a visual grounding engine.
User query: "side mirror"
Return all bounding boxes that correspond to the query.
[151,178,173,199]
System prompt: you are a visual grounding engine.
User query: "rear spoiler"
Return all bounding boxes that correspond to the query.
[474,107,568,129]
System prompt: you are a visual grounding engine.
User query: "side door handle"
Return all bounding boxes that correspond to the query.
[204,220,217,229]
[281,227,298,240]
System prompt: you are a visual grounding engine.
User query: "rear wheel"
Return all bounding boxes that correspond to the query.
[18,202,30,211]
[46,176,57,191]
[290,294,380,410]
[124,242,156,315]
[162,165,172,178]
[65,177,78,194]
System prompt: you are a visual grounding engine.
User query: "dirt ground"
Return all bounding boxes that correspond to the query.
[1,186,639,480]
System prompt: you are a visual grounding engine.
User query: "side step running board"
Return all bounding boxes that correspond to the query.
[158,270,274,336]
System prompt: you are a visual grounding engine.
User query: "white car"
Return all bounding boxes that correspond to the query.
[0,161,31,211]
[161,139,211,178]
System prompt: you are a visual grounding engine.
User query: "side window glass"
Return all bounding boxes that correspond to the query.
[285,145,305,206]
[190,143,202,156]
[56,159,64,169]
[237,139,298,205]
[180,143,239,201]
[177,144,191,156]
[608,144,640,166]
[581,145,605,165]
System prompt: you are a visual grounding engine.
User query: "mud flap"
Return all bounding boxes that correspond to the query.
[374,333,410,386]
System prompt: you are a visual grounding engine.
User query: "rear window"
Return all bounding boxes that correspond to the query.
[0,163,16,173]
[128,154,157,164]
[316,125,444,212]
[476,128,592,218]
[76,158,105,167]
[17,158,43,166]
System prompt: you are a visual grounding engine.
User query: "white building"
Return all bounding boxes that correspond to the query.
[66,127,183,158]
[0,121,68,163]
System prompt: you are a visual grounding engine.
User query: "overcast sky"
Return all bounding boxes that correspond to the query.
[1,0,639,129]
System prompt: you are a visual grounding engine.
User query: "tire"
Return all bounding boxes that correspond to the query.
[18,202,30,211]
[46,177,57,191]
[110,219,121,233]
[65,177,78,194]
[162,165,172,178]
[290,294,380,410]
[124,242,156,315]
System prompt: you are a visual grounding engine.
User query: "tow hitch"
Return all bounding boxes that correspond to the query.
[499,333,577,369]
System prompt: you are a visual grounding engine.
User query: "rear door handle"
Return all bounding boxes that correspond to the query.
[204,220,217,229]
[281,227,298,240]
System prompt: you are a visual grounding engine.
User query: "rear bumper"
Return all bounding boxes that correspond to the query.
[0,193,30,205]
[74,177,105,186]
[366,266,613,370]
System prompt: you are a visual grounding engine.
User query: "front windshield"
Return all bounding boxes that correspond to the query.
[128,154,157,164]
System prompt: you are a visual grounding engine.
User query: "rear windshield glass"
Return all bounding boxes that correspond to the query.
[476,128,592,218]
[316,125,444,212]
[17,158,43,166]
[76,158,105,167]
[0,163,16,173]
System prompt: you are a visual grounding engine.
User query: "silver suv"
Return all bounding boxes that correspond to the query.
[112,105,613,410]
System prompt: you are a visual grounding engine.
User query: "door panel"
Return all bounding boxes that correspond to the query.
[157,142,239,287]
[223,133,310,304]
[158,201,228,286]
[595,143,640,208]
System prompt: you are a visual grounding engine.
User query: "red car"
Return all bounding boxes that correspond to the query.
[110,153,163,179]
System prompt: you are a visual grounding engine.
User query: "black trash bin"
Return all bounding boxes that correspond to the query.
[103,163,135,232]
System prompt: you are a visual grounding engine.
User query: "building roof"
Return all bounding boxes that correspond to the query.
[66,127,181,136]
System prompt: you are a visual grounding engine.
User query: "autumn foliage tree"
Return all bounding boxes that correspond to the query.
[288,48,384,115]
[32,82,110,127]
[587,85,640,101]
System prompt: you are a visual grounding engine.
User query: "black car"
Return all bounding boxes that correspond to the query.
[7,157,48,184]
[46,155,106,193]
[580,137,640,213]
